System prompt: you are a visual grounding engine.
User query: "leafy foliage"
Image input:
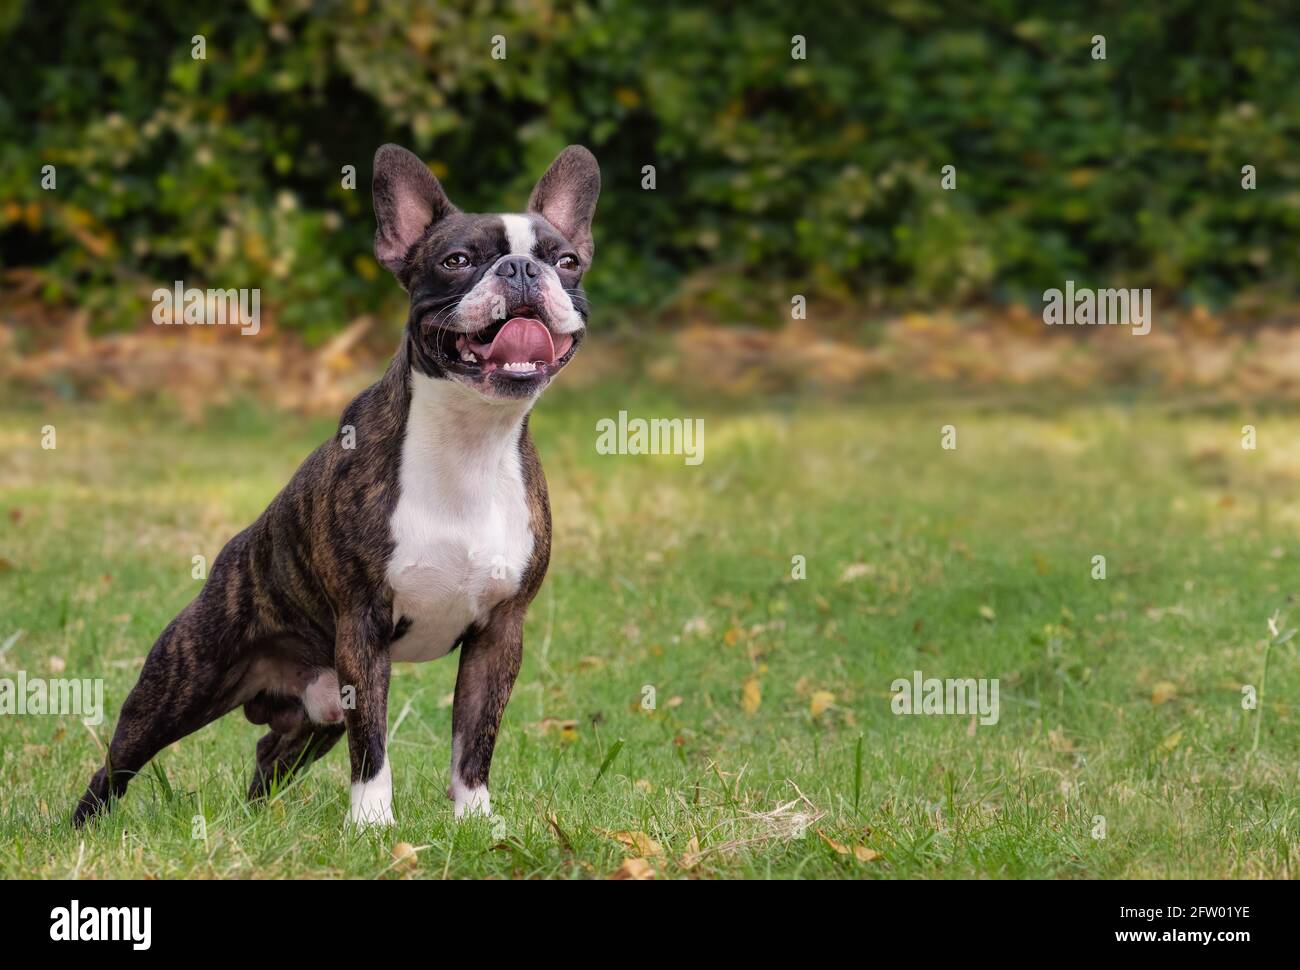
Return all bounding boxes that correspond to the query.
[2,1,1298,338]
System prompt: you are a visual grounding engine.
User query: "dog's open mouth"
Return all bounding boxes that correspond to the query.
[443,317,578,380]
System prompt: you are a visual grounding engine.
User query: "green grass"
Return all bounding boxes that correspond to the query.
[0,381,1296,879]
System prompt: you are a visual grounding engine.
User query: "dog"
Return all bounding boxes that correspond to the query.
[72,143,600,827]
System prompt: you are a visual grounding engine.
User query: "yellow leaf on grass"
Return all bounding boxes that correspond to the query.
[809,690,835,717]
[534,717,579,742]
[1159,729,1184,754]
[599,829,665,858]
[978,604,996,622]
[816,829,880,862]
[610,857,655,880]
[741,676,762,713]
[817,830,849,853]
[546,813,574,851]
[1151,681,1177,705]
[679,836,702,870]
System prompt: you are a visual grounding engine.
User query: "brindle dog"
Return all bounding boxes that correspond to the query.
[73,144,599,827]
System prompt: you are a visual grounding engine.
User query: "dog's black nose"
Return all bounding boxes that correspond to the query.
[495,256,540,280]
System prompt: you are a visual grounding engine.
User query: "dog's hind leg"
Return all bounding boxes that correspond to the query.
[247,722,345,801]
[72,605,247,827]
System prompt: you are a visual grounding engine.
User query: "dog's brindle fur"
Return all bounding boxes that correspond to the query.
[73,144,599,827]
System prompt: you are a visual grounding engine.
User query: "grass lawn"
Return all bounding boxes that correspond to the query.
[0,379,1295,879]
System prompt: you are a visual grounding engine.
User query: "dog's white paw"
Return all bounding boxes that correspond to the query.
[349,761,394,828]
[351,795,395,826]
[452,784,491,819]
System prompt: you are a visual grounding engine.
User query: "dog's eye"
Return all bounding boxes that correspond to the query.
[441,253,471,270]
[556,253,579,270]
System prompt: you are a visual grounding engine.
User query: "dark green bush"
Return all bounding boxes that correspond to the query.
[1,1,1297,340]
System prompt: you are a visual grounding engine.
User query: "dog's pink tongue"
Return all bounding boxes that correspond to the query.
[485,318,555,364]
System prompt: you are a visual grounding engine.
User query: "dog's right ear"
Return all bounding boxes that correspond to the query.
[372,144,457,276]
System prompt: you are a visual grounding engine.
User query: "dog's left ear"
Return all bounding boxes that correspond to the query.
[528,146,601,263]
[373,144,458,277]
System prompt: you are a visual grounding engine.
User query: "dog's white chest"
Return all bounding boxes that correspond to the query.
[387,376,535,663]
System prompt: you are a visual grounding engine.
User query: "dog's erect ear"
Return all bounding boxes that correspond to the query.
[528,146,600,263]
[372,144,457,276]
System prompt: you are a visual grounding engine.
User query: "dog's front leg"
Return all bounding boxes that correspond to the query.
[335,606,394,828]
[449,611,524,818]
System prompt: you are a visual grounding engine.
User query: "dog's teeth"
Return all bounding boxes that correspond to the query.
[460,349,477,363]
[502,361,537,373]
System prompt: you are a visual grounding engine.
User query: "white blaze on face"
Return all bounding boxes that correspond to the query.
[499,213,536,255]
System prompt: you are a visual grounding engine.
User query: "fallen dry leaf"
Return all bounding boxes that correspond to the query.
[809,690,835,717]
[679,836,702,870]
[816,829,880,862]
[532,717,580,742]
[817,829,850,854]
[740,676,762,713]
[546,813,573,852]
[610,857,655,880]
[598,829,665,858]
[1151,681,1178,705]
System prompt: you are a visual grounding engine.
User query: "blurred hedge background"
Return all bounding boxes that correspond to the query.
[2,0,1299,388]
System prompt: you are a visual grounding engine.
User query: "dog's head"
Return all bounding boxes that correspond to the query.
[372,143,599,400]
